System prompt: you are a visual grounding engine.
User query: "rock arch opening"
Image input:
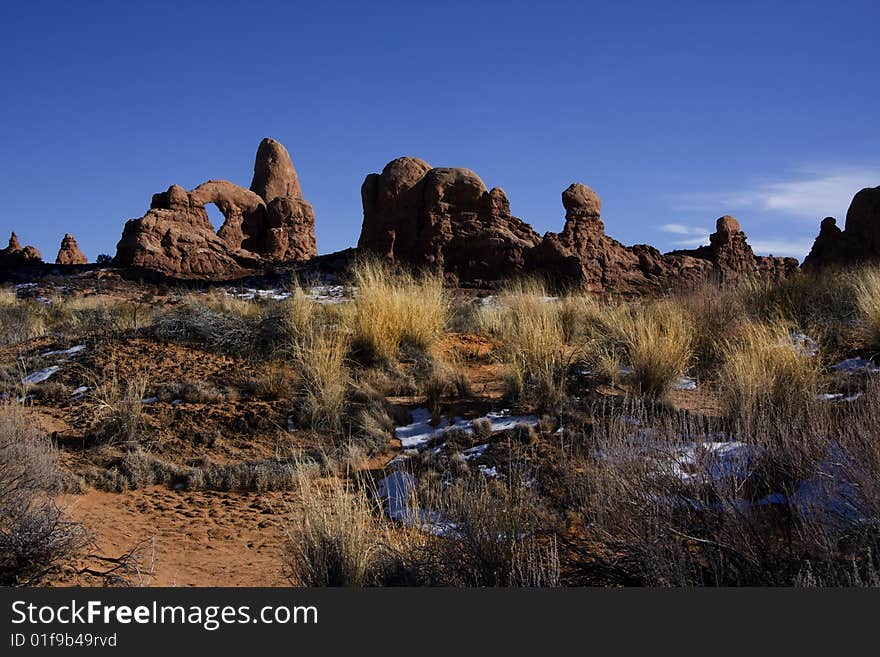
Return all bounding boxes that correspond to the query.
[205,203,225,234]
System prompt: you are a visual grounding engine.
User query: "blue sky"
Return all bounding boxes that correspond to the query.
[1,0,878,262]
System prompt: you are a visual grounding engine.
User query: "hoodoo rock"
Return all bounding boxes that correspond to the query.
[114,138,317,279]
[358,157,542,284]
[0,232,43,268]
[530,186,796,292]
[358,160,797,292]
[803,186,880,270]
[55,233,88,265]
[666,215,798,285]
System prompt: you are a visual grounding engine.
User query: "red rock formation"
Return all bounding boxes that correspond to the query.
[55,233,88,265]
[358,157,542,284]
[0,232,42,268]
[803,186,880,270]
[115,138,317,279]
[358,162,797,292]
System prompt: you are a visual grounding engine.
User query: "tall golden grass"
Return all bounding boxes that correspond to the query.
[477,279,570,408]
[719,319,820,422]
[349,257,448,363]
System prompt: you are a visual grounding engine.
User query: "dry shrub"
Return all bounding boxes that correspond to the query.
[349,257,448,363]
[719,320,820,423]
[558,389,880,585]
[156,379,227,404]
[410,470,559,586]
[0,403,89,585]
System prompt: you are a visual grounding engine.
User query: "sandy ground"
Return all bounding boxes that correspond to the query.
[57,487,290,586]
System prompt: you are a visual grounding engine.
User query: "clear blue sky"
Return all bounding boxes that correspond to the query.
[2,0,878,262]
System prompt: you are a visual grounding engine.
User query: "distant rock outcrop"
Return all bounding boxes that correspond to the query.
[0,232,42,268]
[114,138,317,279]
[803,186,880,270]
[55,233,88,265]
[529,188,795,292]
[358,157,543,284]
[358,160,797,292]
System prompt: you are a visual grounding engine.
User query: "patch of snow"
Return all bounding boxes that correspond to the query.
[22,366,61,385]
[395,408,539,450]
[42,345,86,358]
[227,287,292,302]
[790,331,820,356]
[287,416,297,432]
[460,443,489,461]
[673,376,698,391]
[140,397,158,404]
[375,471,456,536]
[70,386,89,399]
[663,441,760,485]
[831,358,880,374]
[395,408,458,449]
[171,399,184,405]
[307,285,350,304]
[478,465,499,478]
[817,391,864,403]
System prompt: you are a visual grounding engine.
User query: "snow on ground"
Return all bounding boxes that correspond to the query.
[817,392,863,403]
[70,386,89,399]
[460,443,489,461]
[375,471,456,537]
[673,377,698,390]
[227,288,291,301]
[22,366,61,385]
[225,284,352,304]
[394,408,539,449]
[831,358,880,374]
[789,331,820,356]
[42,345,86,358]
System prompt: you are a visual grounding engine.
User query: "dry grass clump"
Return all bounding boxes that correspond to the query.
[85,447,303,493]
[88,373,149,445]
[289,327,351,433]
[284,470,379,586]
[719,320,820,423]
[349,257,448,363]
[478,279,570,410]
[580,300,694,399]
[0,301,47,346]
[187,290,264,319]
[852,267,880,350]
[282,284,320,340]
[152,301,261,356]
[0,403,89,585]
